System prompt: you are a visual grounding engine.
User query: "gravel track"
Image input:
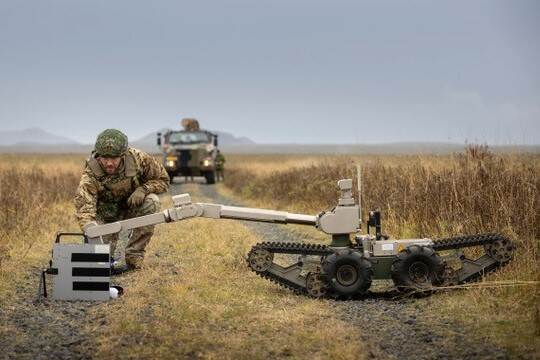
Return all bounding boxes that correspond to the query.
[188,181,514,360]
[0,271,99,360]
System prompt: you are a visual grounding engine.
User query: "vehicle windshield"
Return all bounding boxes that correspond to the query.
[168,131,210,144]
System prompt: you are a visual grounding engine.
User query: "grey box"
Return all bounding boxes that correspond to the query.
[51,243,110,301]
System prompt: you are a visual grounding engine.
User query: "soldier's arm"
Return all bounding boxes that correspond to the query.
[73,171,99,229]
[139,152,170,194]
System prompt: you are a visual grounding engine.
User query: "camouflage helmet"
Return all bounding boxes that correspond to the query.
[94,129,128,157]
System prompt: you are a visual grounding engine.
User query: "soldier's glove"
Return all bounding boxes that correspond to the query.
[128,187,147,208]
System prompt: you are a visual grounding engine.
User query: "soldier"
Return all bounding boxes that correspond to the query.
[74,129,169,274]
[215,150,226,182]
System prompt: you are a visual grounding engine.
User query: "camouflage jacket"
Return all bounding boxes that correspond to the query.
[215,153,226,169]
[74,147,169,228]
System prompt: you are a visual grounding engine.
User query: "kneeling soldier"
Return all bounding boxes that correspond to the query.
[74,129,169,273]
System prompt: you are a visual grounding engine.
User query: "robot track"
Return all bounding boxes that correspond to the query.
[432,233,514,284]
[247,233,514,297]
[246,242,332,295]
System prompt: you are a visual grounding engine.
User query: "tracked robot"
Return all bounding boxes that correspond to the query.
[82,179,514,298]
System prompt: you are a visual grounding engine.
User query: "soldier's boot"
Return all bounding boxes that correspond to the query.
[125,193,160,270]
[96,216,123,273]
[101,230,119,261]
[102,233,128,275]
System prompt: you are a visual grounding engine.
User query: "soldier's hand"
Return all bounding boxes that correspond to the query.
[128,187,147,208]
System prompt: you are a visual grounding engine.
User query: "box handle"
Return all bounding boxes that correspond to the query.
[54,232,89,244]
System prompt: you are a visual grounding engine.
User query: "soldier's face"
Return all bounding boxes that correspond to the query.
[97,156,122,175]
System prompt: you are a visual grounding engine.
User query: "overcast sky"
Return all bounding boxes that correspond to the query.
[0,0,538,144]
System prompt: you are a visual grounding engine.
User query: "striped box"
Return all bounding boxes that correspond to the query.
[51,243,111,301]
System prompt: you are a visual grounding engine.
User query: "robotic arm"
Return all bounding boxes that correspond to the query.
[84,179,360,242]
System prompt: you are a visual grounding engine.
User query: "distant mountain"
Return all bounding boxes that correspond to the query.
[212,130,255,146]
[0,127,79,146]
[2,141,537,154]
[0,128,537,154]
[132,129,256,148]
[0,143,93,154]
[0,127,256,153]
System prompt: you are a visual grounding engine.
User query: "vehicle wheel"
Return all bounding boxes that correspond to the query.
[391,245,443,292]
[485,237,514,263]
[306,271,328,298]
[205,171,216,184]
[247,247,274,272]
[322,249,372,296]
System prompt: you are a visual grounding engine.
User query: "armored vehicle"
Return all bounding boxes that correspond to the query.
[157,119,219,184]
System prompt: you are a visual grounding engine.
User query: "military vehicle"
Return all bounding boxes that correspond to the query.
[157,118,219,184]
[74,178,514,300]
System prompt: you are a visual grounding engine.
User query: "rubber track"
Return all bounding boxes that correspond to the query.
[249,235,512,296]
[432,233,508,251]
[256,268,308,295]
[432,233,512,284]
[460,260,507,284]
[254,241,333,256]
[247,242,333,294]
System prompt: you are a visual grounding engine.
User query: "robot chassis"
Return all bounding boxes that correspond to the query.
[84,179,514,299]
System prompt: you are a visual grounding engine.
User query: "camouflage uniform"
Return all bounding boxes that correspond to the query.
[74,146,169,268]
[215,151,225,182]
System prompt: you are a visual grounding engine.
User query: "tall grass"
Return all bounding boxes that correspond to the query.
[0,159,375,359]
[0,168,79,232]
[226,145,538,242]
[0,167,80,269]
[0,151,537,356]
[224,145,540,354]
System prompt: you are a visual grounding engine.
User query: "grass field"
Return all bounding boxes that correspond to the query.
[0,154,376,359]
[223,146,540,356]
[0,148,538,358]
[90,187,373,359]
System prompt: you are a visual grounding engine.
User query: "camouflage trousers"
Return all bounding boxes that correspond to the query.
[97,194,160,269]
[216,169,224,182]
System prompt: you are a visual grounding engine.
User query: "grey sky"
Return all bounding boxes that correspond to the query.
[0,0,538,144]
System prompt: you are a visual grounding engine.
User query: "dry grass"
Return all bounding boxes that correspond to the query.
[0,154,376,359]
[1,149,538,357]
[0,155,83,298]
[224,145,540,356]
[225,147,538,238]
[0,153,86,172]
[92,190,371,359]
